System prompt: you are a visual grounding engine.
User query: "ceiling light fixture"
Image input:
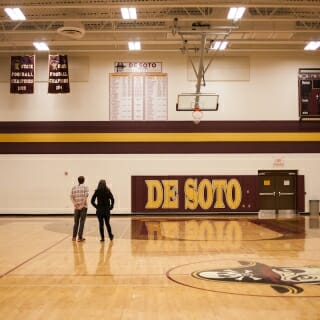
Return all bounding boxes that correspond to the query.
[304,41,320,51]
[33,42,49,51]
[210,41,228,51]
[227,7,246,21]
[121,8,137,20]
[128,41,141,51]
[4,7,26,21]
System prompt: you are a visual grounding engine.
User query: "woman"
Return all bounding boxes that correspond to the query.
[91,179,114,241]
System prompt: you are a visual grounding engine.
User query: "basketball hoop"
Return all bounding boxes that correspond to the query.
[176,93,219,124]
[192,106,203,124]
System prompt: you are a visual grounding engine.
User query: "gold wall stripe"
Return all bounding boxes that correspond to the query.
[0,132,320,143]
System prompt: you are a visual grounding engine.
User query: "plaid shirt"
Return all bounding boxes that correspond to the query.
[71,184,89,208]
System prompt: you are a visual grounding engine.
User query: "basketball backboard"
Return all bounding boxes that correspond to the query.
[176,93,219,111]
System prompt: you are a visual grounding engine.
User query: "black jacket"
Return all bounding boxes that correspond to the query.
[91,188,114,212]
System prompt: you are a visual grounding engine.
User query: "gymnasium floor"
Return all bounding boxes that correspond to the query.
[0,213,319,320]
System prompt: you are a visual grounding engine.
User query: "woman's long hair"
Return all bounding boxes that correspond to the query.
[97,179,108,192]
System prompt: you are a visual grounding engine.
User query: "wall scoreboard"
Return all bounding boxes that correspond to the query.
[298,68,320,120]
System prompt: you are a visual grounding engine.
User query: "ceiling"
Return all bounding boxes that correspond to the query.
[0,0,320,54]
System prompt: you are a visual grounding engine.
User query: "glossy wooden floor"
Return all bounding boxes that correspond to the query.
[0,213,320,320]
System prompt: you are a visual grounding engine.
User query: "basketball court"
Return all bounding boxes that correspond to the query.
[1,214,320,319]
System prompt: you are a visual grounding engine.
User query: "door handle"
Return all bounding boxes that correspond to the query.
[259,192,275,196]
[278,192,295,196]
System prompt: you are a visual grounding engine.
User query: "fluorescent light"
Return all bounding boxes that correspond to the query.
[4,7,26,21]
[227,8,237,20]
[227,7,245,21]
[304,41,320,51]
[128,41,141,51]
[121,7,137,19]
[33,42,49,51]
[210,41,228,51]
[219,41,228,50]
[212,41,221,50]
[129,8,137,19]
[121,8,129,19]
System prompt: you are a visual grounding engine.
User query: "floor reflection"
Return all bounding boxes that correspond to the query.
[72,242,88,275]
[96,241,113,275]
[131,216,306,241]
[309,216,320,229]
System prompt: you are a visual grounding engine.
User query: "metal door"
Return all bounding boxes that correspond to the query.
[258,171,297,211]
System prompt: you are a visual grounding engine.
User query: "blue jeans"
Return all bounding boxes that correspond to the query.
[73,207,87,239]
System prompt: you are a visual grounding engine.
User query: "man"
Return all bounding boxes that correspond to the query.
[70,176,89,242]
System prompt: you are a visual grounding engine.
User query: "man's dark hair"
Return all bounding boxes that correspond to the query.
[78,176,85,184]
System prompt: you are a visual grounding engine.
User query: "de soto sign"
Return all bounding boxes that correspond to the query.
[132,175,258,213]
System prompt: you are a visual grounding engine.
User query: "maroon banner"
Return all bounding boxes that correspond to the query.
[48,54,70,93]
[132,175,259,213]
[10,55,34,94]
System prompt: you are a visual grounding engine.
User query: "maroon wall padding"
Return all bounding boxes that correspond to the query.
[297,175,305,212]
[1,120,320,154]
[0,141,320,154]
[1,120,320,133]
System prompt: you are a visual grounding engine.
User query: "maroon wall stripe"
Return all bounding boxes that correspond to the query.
[1,142,320,154]
[1,121,320,154]
[1,120,320,133]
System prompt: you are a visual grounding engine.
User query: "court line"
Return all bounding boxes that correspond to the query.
[0,234,70,279]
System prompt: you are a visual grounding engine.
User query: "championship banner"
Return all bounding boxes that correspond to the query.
[10,55,35,94]
[48,54,70,93]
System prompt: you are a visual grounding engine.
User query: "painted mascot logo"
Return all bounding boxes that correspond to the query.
[193,261,320,294]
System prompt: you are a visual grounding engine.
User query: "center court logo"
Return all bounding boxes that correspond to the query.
[167,260,320,297]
